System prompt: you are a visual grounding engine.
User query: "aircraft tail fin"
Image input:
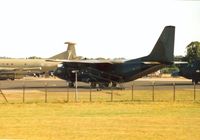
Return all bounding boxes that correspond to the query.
[142,26,175,64]
[64,42,77,60]
[49,42,77,60]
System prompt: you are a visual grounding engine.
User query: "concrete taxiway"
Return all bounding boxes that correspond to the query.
[0,77,197,92]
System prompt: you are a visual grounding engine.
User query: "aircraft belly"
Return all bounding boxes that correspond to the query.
[57,63,166,83]
[123,64,164,82]
[182,72,200,80]
[77,67,122,83]
[56,63,121,83]
[0,71,25,80]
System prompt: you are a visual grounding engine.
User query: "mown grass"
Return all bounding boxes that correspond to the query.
[1,88,200,103]
[0,88,200,140]
[0,102,200,140]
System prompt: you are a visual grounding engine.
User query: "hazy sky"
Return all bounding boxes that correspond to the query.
[0,0,199,59]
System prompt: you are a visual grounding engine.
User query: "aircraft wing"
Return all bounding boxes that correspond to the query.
[143,61,188,66]
[46,58,172,68]
[0,67,19,71]
[174,61,188,64]
[142,62,162,64]
[143,61,188,65]
[22,67,42,71]
[0,67,42,72]
[46,59,125,64]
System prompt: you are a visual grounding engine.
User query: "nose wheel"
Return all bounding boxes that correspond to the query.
[90,82,97,88]
[68,82,75,88]
[192,79,198,84]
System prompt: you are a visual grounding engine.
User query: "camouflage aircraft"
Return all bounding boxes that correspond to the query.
[53,26,175,88]
[172,60,200,84]
[0,42,77,80]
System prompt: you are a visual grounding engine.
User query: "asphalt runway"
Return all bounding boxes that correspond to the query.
[0,77,198,92]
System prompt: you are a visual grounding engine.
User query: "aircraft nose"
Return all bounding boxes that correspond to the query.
[171,71,180,77]
[53,68,61,76]
[53,70,57,76]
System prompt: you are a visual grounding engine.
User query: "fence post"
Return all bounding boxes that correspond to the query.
[67,84,69,102]
[0,89,8,103]
[194,83,196,101]
[23,82,25,103]
[0,83,8,103]
[45,82,48,103]
[152,82,155,102]
[173,82,175,102]
[131,84,134,101]
[111,87,113,102]
[90,86,92,102]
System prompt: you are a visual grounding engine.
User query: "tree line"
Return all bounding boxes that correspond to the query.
[162,41,200,74]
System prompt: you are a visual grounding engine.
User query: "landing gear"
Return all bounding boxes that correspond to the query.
[99,83,109,88]
[90,82,110,88]
[90,82,119,88]
[68,82,75,88]
[112,82,117,87]
[90,82,97,88]
[192,79,198,84]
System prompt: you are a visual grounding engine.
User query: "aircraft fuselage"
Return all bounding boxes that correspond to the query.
[54,59,165,84]
[176,61,200,84]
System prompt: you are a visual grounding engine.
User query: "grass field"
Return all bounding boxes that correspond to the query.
[1,88,200,103]
[0,102,200,140]
[0,88,200,140]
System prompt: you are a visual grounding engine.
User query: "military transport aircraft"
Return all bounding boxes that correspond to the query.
[53,26,175,88]
[172,60,200,84]
[0,42,77,80]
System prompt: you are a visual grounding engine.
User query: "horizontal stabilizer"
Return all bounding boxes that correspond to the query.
[174,61,188,64]
[142,62,161,64]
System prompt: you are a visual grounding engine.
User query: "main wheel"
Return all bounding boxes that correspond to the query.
[99,83,109,88]
[68,82,75,88]
[90,82,97,88]
[192,79,198,84]
[112,82,117,87]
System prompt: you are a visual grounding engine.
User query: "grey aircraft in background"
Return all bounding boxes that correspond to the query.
[0,42,77,80]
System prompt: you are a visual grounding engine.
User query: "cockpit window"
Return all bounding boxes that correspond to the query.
[57,64,64,68]
[187,63,194,68]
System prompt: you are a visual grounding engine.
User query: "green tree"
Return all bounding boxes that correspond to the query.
[174,55,184,61]
[185,41,200,62]
[27,56,42,59]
